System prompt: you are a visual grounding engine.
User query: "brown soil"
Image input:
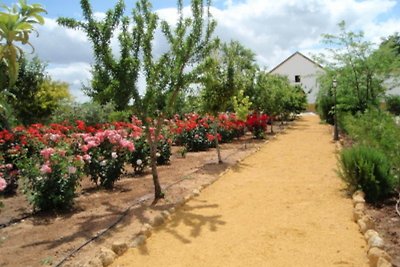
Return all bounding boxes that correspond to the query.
[0,128,274,267]
[365,197,400,267]
[111,115,369,267]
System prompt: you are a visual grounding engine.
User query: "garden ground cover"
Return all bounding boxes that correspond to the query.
[111,115,369,267]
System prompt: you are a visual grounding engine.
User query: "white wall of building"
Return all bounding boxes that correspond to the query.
[270,52,325,103]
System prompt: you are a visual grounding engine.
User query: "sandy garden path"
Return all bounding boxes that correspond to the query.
[111,115,368,267]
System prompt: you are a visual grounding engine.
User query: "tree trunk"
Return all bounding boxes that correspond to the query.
[270,117,274,134]
[213,119,222,164]
[145,124,164,205]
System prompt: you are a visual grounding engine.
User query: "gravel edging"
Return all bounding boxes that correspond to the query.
[337,141,394,267]
[351,190,393,267]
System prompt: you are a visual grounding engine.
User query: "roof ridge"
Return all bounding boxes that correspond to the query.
[269,51,324,73]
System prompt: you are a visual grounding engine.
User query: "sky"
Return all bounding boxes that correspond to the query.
[2,0,400,102]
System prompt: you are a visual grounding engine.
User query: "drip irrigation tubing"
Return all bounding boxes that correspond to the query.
[53,150,245,267]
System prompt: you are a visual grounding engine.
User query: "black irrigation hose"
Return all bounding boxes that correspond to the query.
[54,193,153,267]
[53,173,204,267]
[0,214,31,229]
[55,146,261,265]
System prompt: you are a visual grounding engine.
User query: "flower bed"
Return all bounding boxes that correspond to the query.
[0,112,263,211]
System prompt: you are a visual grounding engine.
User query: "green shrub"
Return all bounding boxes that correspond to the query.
[342,109,400,183]
[316,87,334,125]
[51,102,115,126]
[128,136,150,174]
[156,139,172,165]
[338,145,396,203]
[385,95,400,115]
[108,110,131,123]
[17,146,84,211]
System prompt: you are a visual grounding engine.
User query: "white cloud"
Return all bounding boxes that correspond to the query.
[28,0,400,102]
[47,62,92,103]
[208,0,399,68]
[31,18,93,64]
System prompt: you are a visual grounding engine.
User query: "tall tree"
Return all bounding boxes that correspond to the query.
[57,0,141,110]
[200,40,257,162]
[133,0,217,202]
[253,73,290,132]
[316,21,399,119]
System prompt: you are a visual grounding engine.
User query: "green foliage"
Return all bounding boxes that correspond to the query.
[85,152,125,189]
[0,1,46,129]
[232,89,252,121]
[315,83,334,124]
[342,109,400,182]
[0,0,46,86]
[201,40,257,115]
[156,139,171,165]
[51,102,115,126]
[132,0,217,198]
[385,95,400,115]
[1,56,71,125]
[316,21,400,123]
[58,0,140,110]
[108,110,131,123]
[252,73,305,119]
[175,124,212,152]
[17,146,84,211]
[338,145,395,203]
[128,136,149,174]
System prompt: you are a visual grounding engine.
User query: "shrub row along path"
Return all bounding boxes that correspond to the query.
[112,115,369,267]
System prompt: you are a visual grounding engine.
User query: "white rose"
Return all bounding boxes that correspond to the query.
[136,159,143,165]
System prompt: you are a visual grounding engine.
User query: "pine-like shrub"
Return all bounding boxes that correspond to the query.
[338,145,396,203]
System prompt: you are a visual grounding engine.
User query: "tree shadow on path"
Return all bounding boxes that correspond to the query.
[138,198,226,255]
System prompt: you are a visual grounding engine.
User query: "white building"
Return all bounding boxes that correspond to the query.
[269,51,325,103]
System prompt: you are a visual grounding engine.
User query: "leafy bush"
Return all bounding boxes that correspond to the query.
[51,102,115,126]
[128,136,150,174]
[17,145,84,211]
[172,114,212,152]
[246,112,268,139]
[385,95,400,115]
[316,86,334,125]
[79,129,135,189]
[156,139,172,165]
[342,109,400,183]
[338,145,396,203]
[108,110,131,123]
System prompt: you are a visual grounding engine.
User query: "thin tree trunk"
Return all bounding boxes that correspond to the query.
[270,117,274,134]
[145,121,164,205]
[213,119,222,164]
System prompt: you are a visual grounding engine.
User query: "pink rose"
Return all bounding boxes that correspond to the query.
[68,166,77,174]
[40,148,55,160]
[83,154,91,162]
[40,164,52,174]
[0,177,7,191]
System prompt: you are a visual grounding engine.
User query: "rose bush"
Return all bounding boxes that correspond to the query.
[77,129,135,189]
[17,144,84,211]
[246,112,269,139]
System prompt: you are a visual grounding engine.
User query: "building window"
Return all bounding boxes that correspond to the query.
[295,75,301,83]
